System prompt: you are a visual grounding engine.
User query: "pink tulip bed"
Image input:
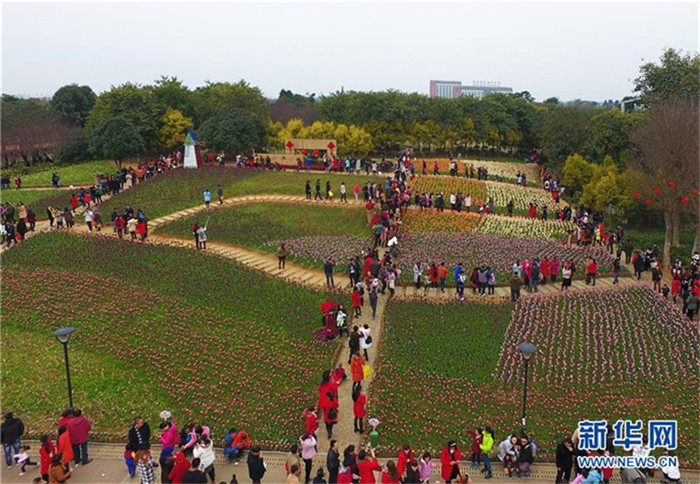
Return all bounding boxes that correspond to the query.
[370,289,699,465]
[1,232,348,447]
[395,232,617,284]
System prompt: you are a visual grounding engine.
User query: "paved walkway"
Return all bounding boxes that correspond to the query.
[6,441,697,484]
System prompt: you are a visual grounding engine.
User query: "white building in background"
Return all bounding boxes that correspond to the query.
[429,80,513,99]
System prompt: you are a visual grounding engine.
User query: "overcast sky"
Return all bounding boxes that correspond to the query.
[2,2,698,102]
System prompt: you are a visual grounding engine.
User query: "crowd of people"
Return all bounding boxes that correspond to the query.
[2,407,686,484]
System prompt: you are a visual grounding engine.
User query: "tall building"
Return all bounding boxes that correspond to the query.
[429,80,513,99]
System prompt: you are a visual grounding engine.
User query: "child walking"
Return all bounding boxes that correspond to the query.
[419,452,436,484]
[124,445,136,478]
[14,445,38,475]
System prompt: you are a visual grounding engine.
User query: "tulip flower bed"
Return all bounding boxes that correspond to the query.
[264,235,373,270]
[102,168,385,220]
[1,232,349,446]
[410,176,488,202]
[157,202,369,266]
[369,300,517,454]
[395,232,616,283]
[496,286,699,385]
[402,210,483,234]
[401,211,574,240]
[369,293,699,465]
[427,159,540,183]
[485,181,561,213]
[477,214,575,240]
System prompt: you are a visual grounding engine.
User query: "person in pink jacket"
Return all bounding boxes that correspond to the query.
[66,409,92,465]
[160,421,180,448]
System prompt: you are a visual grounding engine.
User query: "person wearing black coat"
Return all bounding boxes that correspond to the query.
[326,440,340,484]
[348,328,360,365]
[1,412,25,468]
[247,446,266,484]
[555,438,574,483]
[128,417,151,451]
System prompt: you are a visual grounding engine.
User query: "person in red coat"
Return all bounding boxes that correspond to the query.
[352,387,366,434]
[39,435,55,482]
[465,427,483,468]
[57,409,73,428]
[441,441,461,483]
[324,392,339,439]
[528,204,536,219]
[396,444,415,479]
[540,258,550,286]
[586,258,597,286]
[356,449,382,484]
[350,353,365,393]
[317,371,334,418]
[168,451,189,484]
[304,407,319,436]
[381,461,401,484]
[352,289,362,317]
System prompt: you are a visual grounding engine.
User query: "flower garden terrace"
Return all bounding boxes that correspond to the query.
[0,232,350,448]
[369,287,699,466]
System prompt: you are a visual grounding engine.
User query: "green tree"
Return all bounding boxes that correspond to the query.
[89,116,145,168]
[584,108,643,165]
[153,76,194,118]
[634,48,700,106]
[191,81,269,138]
[199,113,261,154]
[539,105,595,171]
[278,89,315,107]
[85,83,159,151]
[580,156,632,215]
[562,153,595,194]
[51,84,96,127]
[158,108,193,151]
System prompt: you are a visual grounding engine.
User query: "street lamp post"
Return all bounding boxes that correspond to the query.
[518,342,538,434]
[53,327,75,409]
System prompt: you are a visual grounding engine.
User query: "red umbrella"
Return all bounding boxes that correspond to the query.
[320,300,338,314]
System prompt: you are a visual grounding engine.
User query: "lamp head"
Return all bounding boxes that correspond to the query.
[53,327,75,344]
[518,342,538,361]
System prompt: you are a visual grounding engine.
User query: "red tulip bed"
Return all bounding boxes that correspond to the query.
[1,232,348,448]
[369,288,699,465]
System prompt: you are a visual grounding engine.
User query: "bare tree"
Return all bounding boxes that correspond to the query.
[629,96,700,264]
